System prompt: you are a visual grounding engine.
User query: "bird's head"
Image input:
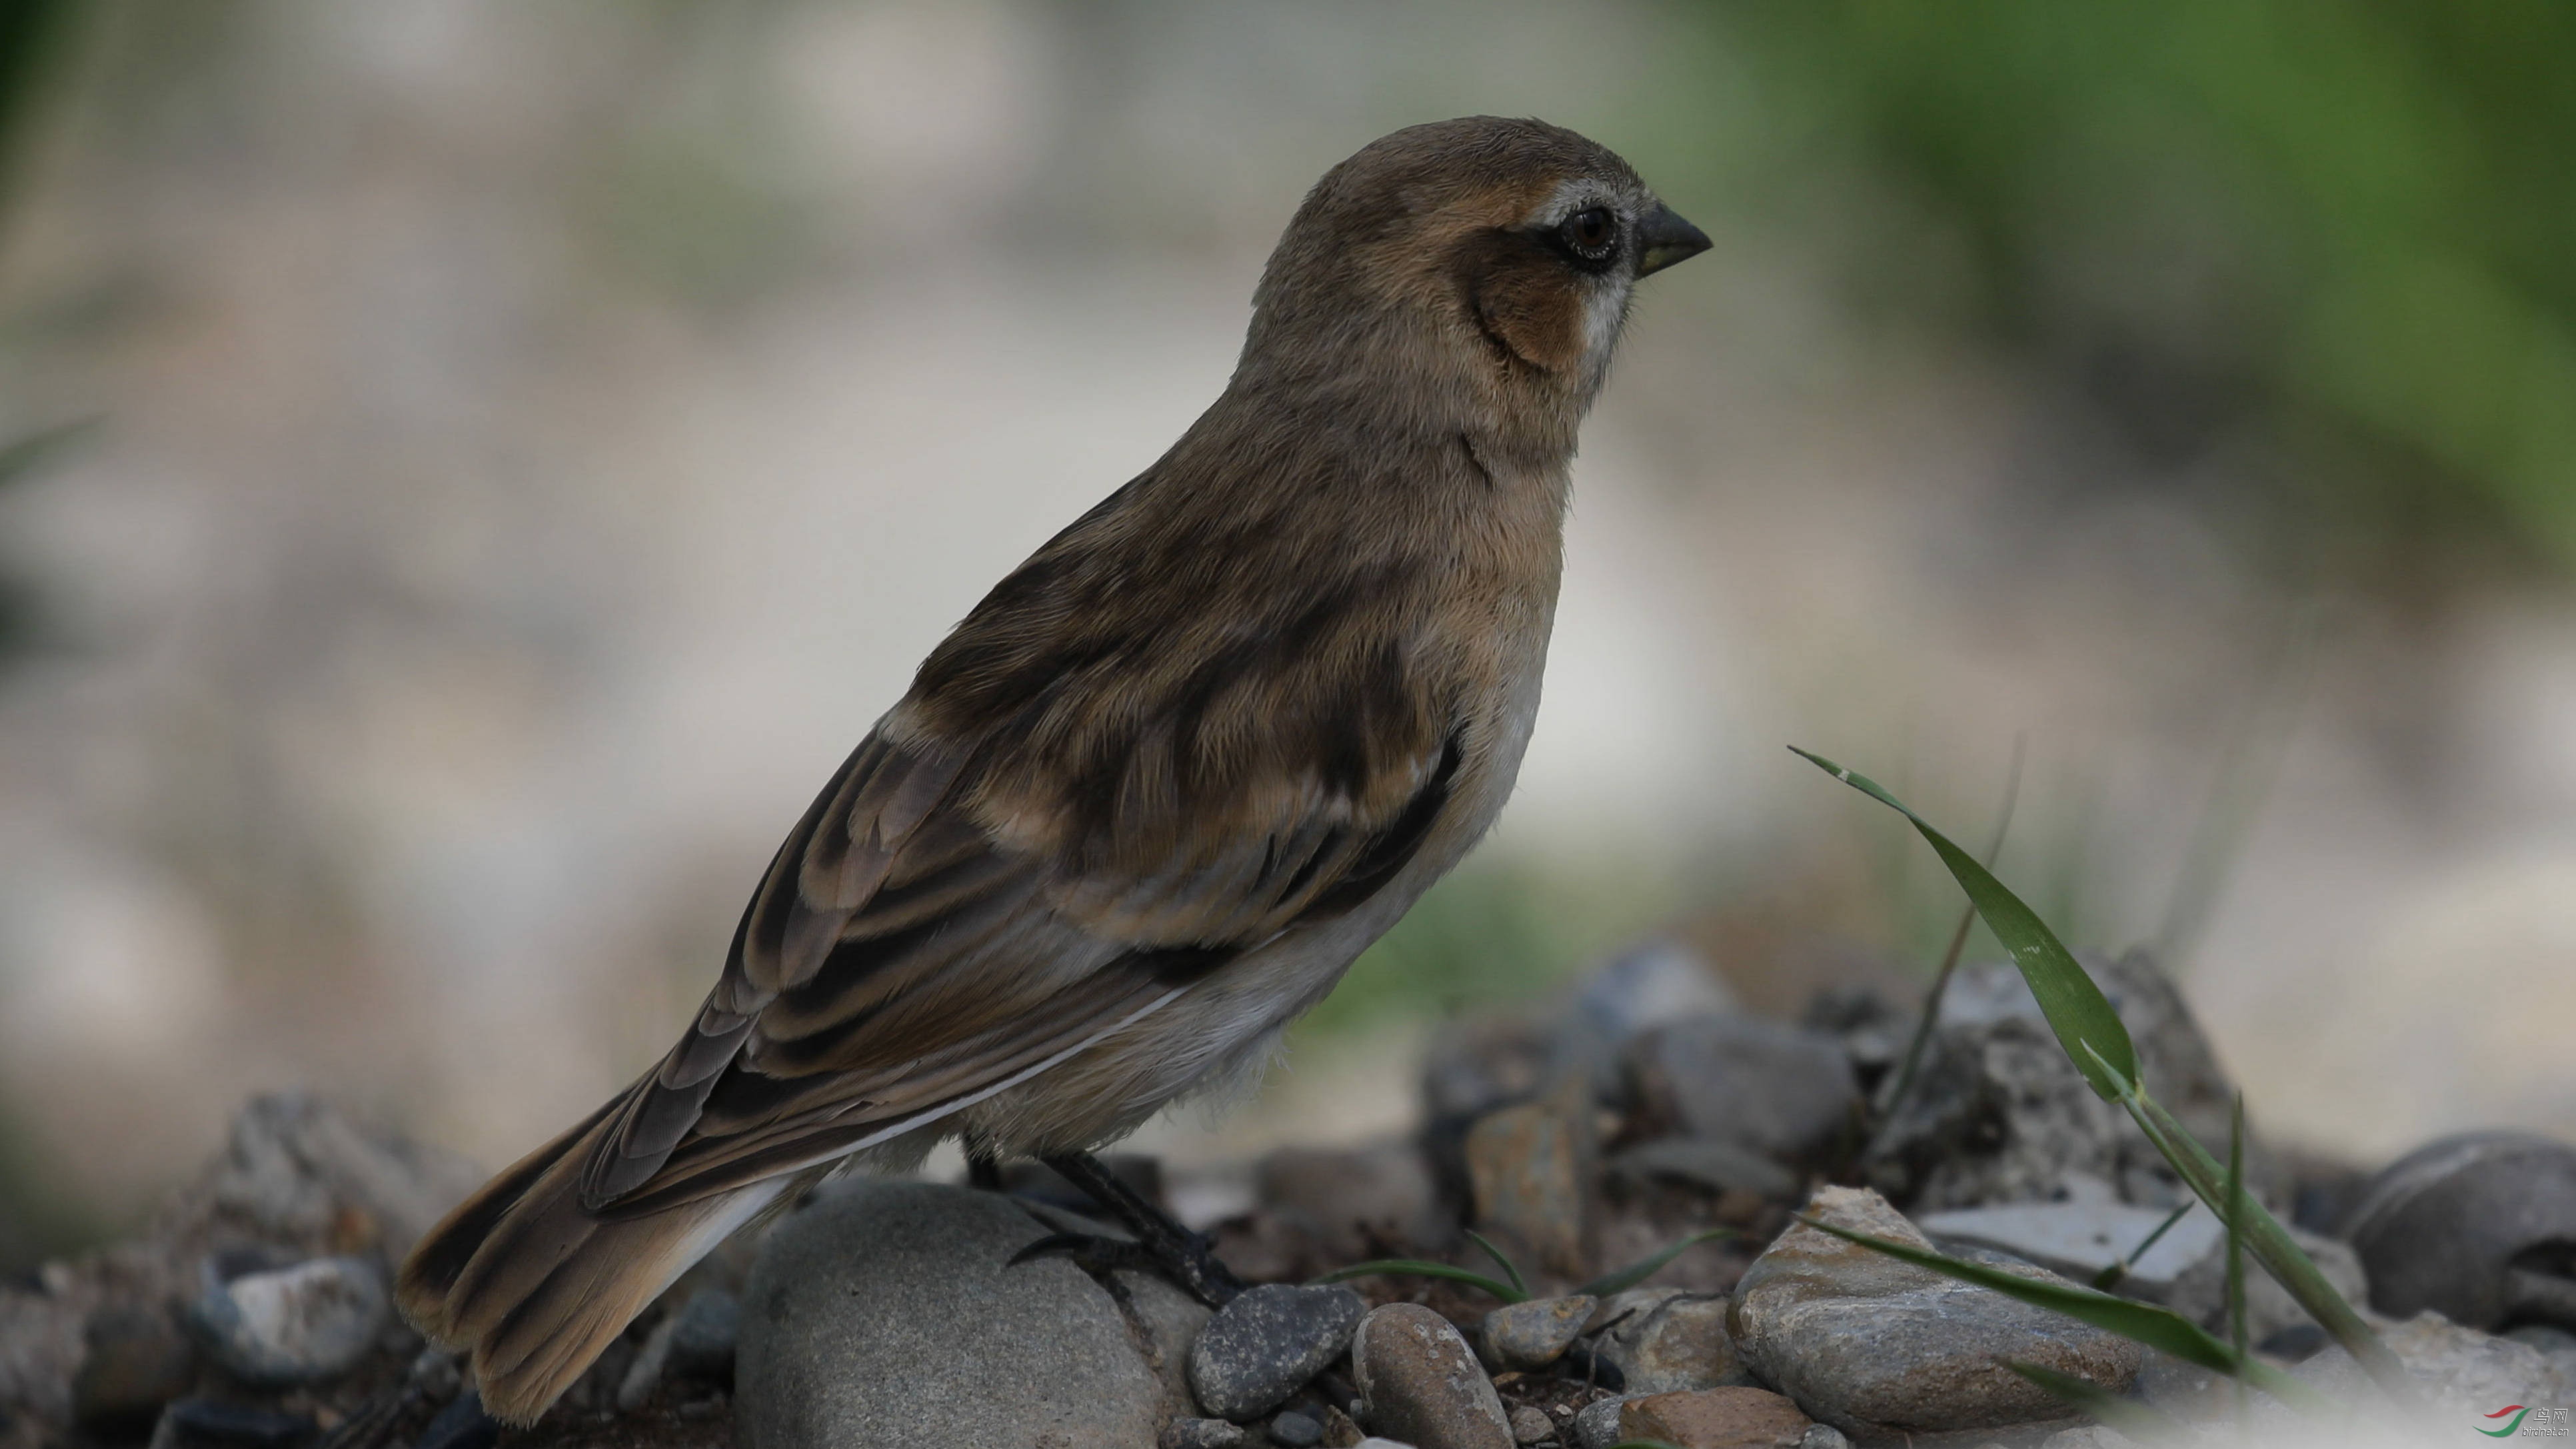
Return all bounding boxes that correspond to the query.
[1234,116,1710,444]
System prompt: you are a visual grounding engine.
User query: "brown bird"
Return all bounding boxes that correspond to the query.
[395,115,1708,1423]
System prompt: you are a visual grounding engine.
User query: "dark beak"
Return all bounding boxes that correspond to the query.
[1635,201,1712,277]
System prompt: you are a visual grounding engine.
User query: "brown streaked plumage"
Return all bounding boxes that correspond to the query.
[395,115,1709,1422]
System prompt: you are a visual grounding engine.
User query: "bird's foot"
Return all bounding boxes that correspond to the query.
[1007,1226,1243,1308]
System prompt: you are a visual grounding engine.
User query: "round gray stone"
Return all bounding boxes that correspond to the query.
[188,1256,388,1388]
[737,1178,1208,1449]
[1351,1302,1511,1449]
[1186,1282,1366,1421]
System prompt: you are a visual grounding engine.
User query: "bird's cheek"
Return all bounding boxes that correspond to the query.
[1470,269,1588,375]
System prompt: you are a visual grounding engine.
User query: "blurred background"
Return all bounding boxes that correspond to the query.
[1,0,2573,1272]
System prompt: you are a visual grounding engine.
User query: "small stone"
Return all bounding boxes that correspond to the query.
[1160,1418,1250,1449]
[1619,1388,1812,1448]
[1570,1398,1628,1449]
[152,1398,319,1449]
[1351,1302,1512,1449]
[1588,1290,1749,1394]
[1479,1295,1595,1372]
[1464,1101,1588,1276]
[1508,1404,1552,1444]
[1730,1186,2141,1439]
[1270,1409,1326,1446]
[189,1256,389,1387]
[1796,1426,1851,1449]
[1623,1014,1860,1168]
[737,1179,1210,1449]
[1605,1139,1800,1202]
[2278,1310,2572,1410]
[2343,1132,2576,1332]
[73,1308,198,1434]
[1320,1404,1367,1448]
[1188,1282,1368,1420]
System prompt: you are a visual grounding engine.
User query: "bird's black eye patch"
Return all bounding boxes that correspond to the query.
[1554,205,1619,271]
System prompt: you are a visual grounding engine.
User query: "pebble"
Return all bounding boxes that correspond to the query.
[150,1398,318,1449]
[1187,1282,1368,1421]
[188,1256,389,1388]
[1619,1387,1812,1448]
[71,1308,197,1434]
[1866,952,2252,1210]
[2278,1310,2572,1410]
[1464,1100,1588,1276]
[1796,1426,1851,1449]
[1507,1404,1552,1444]
[1478,1294,1594,1372]
[1269,1409,1326,1446]
[2343,1131,2576,1331]
[1730,1186,2141,1440]
[1586,1290,1750,1394]
[736,1178,1210,1449]
[1160,1418,1250,1449]
[1350,1302,1512,1449]
[1623,1013,1860,1167]
[1570,1397,1627,1449]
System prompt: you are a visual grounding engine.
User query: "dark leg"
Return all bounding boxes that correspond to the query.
[1009,1150,1244,1306]
[964,1130,1004,1192]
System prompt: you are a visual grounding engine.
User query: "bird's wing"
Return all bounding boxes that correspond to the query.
[575,681,1462,1216]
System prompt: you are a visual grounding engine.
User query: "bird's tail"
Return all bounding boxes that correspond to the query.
[394,1096,782,1425]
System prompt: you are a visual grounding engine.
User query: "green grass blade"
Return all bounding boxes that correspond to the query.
[1462,1228,1528,1298]
[1576,1227,1735,1298]
[1310,1258,1526,1304]
[2079,1040,2414,1404]
[2003,1360,2193,1442]
[2226,1091,2249,1422]
[2092,1200,2195,1291]
[1792,1216,2325,1411]
[1792,747,2139,1100]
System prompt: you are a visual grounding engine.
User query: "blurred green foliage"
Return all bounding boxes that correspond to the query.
[1703,0,2576,576]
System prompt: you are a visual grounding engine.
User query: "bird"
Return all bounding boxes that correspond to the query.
[394,115,1709,1424]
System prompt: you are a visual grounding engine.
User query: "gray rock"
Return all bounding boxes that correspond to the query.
[1798,1426,1852,1449]
[1586,1288,1750,1394]
[1160,1417,1250,1449]
[1570,1396,1627,1449]
[736,1178,1209,1449]
[1866,950,2259,1212]
[149,1396,319,1449]
[1351,1302,1512,1449]
[2284,1310,2571,1408]
[1730,1187,2141,1440]
[1270,1409,1326,1446]
[1188,1282,1367,1420]
[1604,1138,1800,1202]
[188,1256,388,1387]
[2343,1131,2576,1331]
[1506,1404,1551,1444]
[1918,1194,2372,1343]
[1624,1013,1860,1168]
[1617,1388,1812,1447]
[1478,1294,1594,1372]
[1464,1099,1590,1277]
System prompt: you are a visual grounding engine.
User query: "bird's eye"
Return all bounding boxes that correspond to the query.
[1558,206,1618,265]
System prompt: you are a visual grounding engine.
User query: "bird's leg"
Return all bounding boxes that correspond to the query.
[963,1128,1004,1192]
[1008,1151,1244,1307]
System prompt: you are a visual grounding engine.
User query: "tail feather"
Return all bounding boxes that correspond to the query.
[395,1096,778,1424]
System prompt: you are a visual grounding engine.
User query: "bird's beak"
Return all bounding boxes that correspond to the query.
[1635,201,1712,277]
